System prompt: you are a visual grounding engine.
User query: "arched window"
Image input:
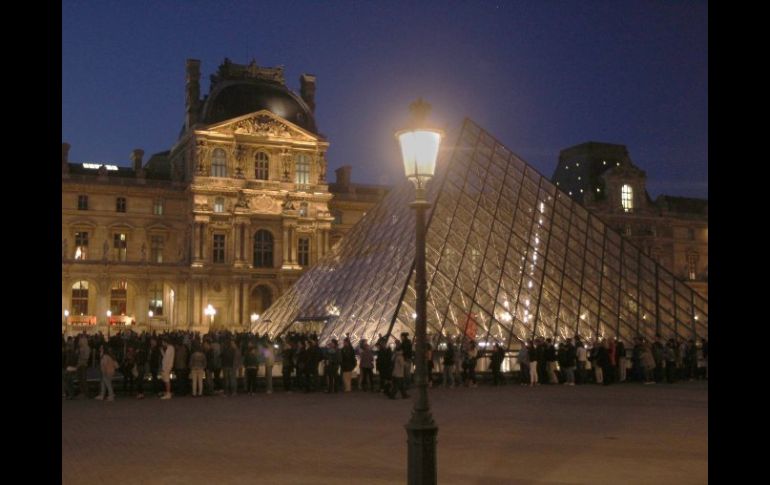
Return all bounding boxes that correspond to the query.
[110,280,128,315]
[214,197,225,213]
[621,184,633,212]
[255,152,269,180]
[148,283,163,316]
[211,148,227,177]
[295,153,310,185]
[253,230,274,268]
[71,281,89,315]
[250,285,273,314]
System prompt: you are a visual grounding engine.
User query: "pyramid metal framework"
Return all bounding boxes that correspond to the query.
[254,119,708,347]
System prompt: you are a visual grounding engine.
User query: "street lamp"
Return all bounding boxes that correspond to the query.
[396,98,442,485]
[204,304,216,327]
[250,313,259,331]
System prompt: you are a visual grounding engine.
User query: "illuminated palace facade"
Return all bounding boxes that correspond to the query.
[61,58,386,333]
[551,142,708,299]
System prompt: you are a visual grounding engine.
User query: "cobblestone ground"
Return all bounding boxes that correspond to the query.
[62,381,707,484]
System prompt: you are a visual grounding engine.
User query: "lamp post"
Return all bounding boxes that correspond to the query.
[205,304,216,327]
[64,309,70,337]
[397,98,442,485]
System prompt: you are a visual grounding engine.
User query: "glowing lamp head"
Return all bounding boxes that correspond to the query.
[251,313,259,323]
[106,310,112,317]
[148,311,154,318]
[64,310,70,317]
[396,99,443,190]
[204,304,216,317]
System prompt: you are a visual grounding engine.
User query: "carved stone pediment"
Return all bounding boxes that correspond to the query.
[252,193,279,213]
[208,111,316,141]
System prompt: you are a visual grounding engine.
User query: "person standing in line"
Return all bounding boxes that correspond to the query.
[76,333,91,399]
[376,338,393,395]
[95,346,119,401]
[490,343,505,386]
[442,338,456,388]
[160,338,175,399]
[296,341,309,392]
[243,344,259,395]
[401,332,414,390]
[389,343,410,399]
[307,338,322,392]
[616,338,627,383]
[340,338,357,392]
[189,343,207,397]
[173,340,189,397]
[149,338,162,397]
[544,338,558,384]
[529,340,539,387]
[324,340,341,393]
[664,339,676,384]
[282,340,296,392]
[358,340,375,391]
[262,336,274,394]
[517,341,530,386]
[425,342,435,388]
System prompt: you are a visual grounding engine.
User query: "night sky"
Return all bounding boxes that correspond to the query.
[62,1,707,199]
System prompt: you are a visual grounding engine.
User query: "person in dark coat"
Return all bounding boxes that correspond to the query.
[307,339,322,392]
[597,339,611,385]
[442,339,456,388]
[149,338,162,396]
[490,344,505,386]
[376,338,393,394]
[615,339,627,382]
[340,338,357,392]
[282,341,296,392]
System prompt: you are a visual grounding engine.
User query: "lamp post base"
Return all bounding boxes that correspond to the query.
[405,419,438,485]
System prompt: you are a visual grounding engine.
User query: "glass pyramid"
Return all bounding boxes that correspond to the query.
[254,119,708,347]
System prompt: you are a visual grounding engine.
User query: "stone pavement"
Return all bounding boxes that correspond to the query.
[62,382,707,484]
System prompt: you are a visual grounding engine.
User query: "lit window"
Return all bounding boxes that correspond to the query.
[110,280,128,315]
[211,148,228,177]
[621,184,634,212]
[148,283,163,316]
[298,237,310,266]
[113,233,127,261]
[253,230,274,268]
[255,152,269,180]
[295,153,311,185]
[687,253,698,280]
[214,197,225,213]
[77,195,88,210]
[153,199,164,215]
[74,232,89,260]
[150,235,164,263]
[71,281,89,315]
[116,197,126,213]
[213,234,226,263]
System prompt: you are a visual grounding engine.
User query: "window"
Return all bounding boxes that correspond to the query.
[113,233,127,261]
[687,253,698,280]
[214,197,225,213]
[253,230,274,268]
[74,232,89,260]
[153,199,164,215]
[148,283,163,316]
[110,280,128,315]
[295,153,310,185]
[150,235,164,263]
[77,195,88,210]
[298,237,310,266]
[211,148,227,177]
[116,197,126,212]
[621,184,633,212]
[71,281,89,315]
[332,210,343,225]
[213,234,226,263]
[255,152,269,180]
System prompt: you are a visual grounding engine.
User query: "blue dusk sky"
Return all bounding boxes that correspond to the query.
[62,1,707,199]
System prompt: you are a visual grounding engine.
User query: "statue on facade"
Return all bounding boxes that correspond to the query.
[102,240,109,261]
[140,242,147,262]
[317,151,327,183]
[235,190,250,209]
[196,141,207,175]
[281,193,296,211]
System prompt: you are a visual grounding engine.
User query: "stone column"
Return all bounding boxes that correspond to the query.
[283,226,290,265]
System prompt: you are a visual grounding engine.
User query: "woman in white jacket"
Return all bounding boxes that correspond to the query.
[161,338,175,399]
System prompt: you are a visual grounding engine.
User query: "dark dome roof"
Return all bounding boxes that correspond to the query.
[200,80,317,133]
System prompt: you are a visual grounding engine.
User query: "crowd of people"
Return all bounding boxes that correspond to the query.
[61,329,708,402]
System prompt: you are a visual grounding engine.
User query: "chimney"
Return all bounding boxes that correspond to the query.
[335,165,352,188]
[62,142,71,174]
[300,74,316,113]
[131,149,145,179]
[186,59,201,129]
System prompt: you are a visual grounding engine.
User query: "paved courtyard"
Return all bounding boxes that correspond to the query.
[62,382,707,484]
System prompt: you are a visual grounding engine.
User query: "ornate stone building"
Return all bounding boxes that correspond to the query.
[61,58,387,333]
[551,142,708,298]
